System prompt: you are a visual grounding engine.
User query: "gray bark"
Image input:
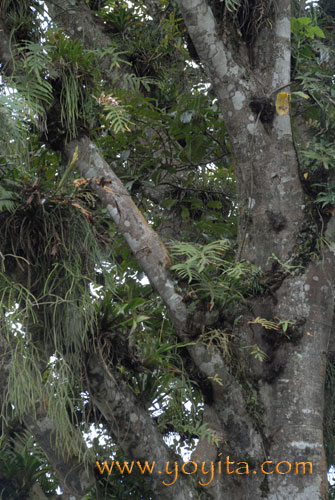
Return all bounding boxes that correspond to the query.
[86,354,196,499]
[178,0,335,498]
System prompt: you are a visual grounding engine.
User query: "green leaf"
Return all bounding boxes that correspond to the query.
[181,206,190,220]
[162,199,177,209]
[124,298,146,312]
[293,91,310,100]
[297,17,312,26]
[207,200,222,209]
[311,26,325,39]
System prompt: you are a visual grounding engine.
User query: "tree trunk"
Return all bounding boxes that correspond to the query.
[178,0,334,498]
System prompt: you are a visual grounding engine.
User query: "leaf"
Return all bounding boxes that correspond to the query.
[161,199,177,209]
[293,91,310,100]
[70,202,91,220]
[275,92,291,115]
[297,17,312,26]
[311,26,325,38]
[124,297,146,312]
[207,200,222,209]
[120,150,131,161]
[248,317,280,331]
[0,187,18,213]
[181,206,190,220]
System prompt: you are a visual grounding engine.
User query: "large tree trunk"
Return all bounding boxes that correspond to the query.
[178,0,334,498]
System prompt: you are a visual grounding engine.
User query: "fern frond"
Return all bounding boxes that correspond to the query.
[16,41,52,83]
[85,46,129,71]
[103,99,133,133]
[169,240,261,305]
[0,186,18,213]
[122,73,157,92]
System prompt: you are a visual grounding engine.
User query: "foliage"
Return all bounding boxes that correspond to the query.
[0,185,19,213]
[1,0,335,498]
[169,240,262,307]
[0,431,58,498]
[0,179,117,462]
[291,7,335,213]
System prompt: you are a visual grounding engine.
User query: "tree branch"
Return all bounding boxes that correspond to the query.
[24,412,95,500]
[86,355,197,499]
[65,136,188,332]
[65,135,263,462]
[177,0,246,98]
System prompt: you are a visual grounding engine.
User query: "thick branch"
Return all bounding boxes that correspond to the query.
[65,136,263,460]
[179,0,305,268]
[24,412,95,500]
[177,0,246,96]
[87,355,197,499]
[65,136,188,331]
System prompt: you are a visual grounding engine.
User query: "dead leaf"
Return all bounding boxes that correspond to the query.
[103,185,116,194]
[71,202,91,220]
[73,178,88,188]
[275,92,291,115]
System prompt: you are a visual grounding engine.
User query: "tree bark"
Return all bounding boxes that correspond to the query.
[178,0,335,498]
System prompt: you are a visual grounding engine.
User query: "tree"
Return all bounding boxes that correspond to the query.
[0,0,335,498]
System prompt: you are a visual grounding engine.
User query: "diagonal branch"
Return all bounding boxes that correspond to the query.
[64,136,263,460]
[65,136,188,332]
[23,412,95,500]
[86,354,197,499]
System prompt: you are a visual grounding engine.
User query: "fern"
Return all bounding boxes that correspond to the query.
[170,239,230,286]
[85,46,129,71]
[248,317,280,331]
[14,40,53,117]
[170,240,230,275]
[15,78,53,116]
[16,41,52,83]
[96,93,133,133]
[105,103,133,133]
[0,186,18,212]
[122,73,157,92]
[316,190,335,207]
[169,240,262,305]
[0,93,29,159]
